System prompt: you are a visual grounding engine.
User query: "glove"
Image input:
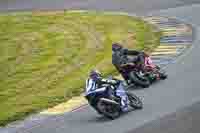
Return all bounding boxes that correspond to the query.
[108,79,121,85]
[115,79,122,85]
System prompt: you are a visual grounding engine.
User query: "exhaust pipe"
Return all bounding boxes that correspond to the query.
[100,98,119,105]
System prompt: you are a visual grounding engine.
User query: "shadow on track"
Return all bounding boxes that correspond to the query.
[86,108,141,123]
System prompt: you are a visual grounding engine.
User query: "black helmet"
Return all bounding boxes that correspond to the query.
[112,43,123,52]
[89,69,101,80]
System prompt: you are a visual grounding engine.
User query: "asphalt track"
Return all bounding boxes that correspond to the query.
[0,0,200,14]
[1,1,200,133]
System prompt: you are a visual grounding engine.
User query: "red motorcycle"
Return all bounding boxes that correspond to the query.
[143,54,167,79]
[119,53,167,88]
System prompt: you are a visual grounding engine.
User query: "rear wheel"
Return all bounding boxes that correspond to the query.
[96,99,121,119]
[126,92,143,109]
[129,71,150,88]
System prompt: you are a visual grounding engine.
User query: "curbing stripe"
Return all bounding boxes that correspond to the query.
[159,43,191,46]
[155,46,179,49]
[151,51,178,56]
[148,16,193,67]
[153,49,177,52]
[160,40,192,43]
[162,31,191,36]
[40,96,87,115]
[157,45,186,48]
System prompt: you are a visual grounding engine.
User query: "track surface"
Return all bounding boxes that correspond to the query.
[1,0,200,14]
[129,101,200,133]
[1,1,200,133]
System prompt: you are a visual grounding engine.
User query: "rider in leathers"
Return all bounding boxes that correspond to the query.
[112,43,146,81]
[85,69,129,112]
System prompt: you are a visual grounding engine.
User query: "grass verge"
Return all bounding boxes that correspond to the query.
[0,10,161,126]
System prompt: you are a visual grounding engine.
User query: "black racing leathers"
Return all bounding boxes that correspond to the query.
[112,48,145,80]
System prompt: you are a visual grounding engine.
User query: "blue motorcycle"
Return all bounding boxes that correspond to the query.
[84,77,143,119]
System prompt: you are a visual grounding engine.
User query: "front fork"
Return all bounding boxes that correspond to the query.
[115,83,129,111]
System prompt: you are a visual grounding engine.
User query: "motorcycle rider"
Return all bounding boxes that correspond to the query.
[85,69,129,112]
[112,43,146,81]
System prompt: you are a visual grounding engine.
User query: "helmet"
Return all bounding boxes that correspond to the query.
[89,69,101,80]
[112,43,123,52]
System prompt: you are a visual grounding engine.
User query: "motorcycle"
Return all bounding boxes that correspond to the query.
[143,54,168,81]
[119,53,168,88]
[84,78,143,119]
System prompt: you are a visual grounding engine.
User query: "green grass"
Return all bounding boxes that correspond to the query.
[0,10,161,126]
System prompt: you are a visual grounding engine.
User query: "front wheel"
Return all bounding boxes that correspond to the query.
[126,92,143,109]
[157,69,168,80]
[129,71,150,88]
[160,72,168,80]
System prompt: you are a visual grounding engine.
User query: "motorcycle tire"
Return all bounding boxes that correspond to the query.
[126,92,143,109]
[129,71,150,88]
[160,72,168,80]
[157,69,168,80]
[96,99,121,120]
